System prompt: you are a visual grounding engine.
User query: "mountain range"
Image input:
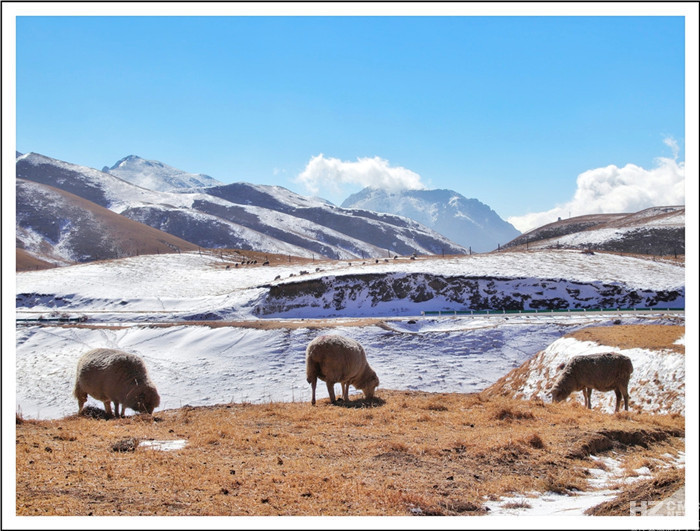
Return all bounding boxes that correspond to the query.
[15,152,684,270]
[342,187,520,252]
[16,153,470,268]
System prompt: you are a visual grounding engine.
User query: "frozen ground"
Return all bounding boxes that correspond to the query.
[15,312,680,421]
[15,249,684,322]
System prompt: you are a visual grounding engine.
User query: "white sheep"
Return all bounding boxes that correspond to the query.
[73,348,160,418]
[305,335,379,405]
[551,352,633,412]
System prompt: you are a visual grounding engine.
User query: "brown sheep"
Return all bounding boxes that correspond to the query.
[305,335,379,405]
[551,352,633,412]
[73,348,160,418]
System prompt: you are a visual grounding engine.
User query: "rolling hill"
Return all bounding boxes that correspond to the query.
[16,178,201,266]
[503,207,685,256]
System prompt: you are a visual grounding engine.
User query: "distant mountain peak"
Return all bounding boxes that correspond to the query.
[104,155,223,192]
[110,154,148,169]
[341,187,520,253]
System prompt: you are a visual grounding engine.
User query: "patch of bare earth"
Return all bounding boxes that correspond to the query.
[16,390,683,516]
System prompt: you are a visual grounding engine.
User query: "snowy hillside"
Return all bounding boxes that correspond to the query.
[104,155,223,191]
[342,187,521,253]
[16,152,468,263]
[505,206,685,256]
[16,178,200,265]
[15,249,684,322]
[17,313,682,421]
[484,334,685,415]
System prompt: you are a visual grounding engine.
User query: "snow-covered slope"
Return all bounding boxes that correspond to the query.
[342,187,521,252]
[16,178,200,265]
[205,182,470,258]
[505,207,685,256]
[15,249,684,322]
[104,155,223,191]
[484,334,685,415]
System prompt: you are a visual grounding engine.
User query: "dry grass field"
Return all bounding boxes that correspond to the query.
[16,389,684,517]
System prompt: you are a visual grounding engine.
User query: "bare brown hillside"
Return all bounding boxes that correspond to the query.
[16,179,201,270]
[16,248,62,272]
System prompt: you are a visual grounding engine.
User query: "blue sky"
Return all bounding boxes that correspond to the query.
[10,5,694,231]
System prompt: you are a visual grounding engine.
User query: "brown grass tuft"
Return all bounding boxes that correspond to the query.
[494,406,535,421]
[523,433,546,449]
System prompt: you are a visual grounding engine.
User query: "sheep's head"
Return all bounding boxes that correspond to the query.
[361,369,380,399]
[127,384,160,414]
[550,386,569,403]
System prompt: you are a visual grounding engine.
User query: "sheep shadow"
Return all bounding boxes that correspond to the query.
[78,405,112,420]
[76,405,162,422]
[331,396,386,409]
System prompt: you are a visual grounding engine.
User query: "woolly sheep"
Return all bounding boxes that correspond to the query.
[74,348,160,418]
[305,335,379,405]
[551,352,633,412]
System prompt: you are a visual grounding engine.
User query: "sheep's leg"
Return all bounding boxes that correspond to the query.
[614,390,622,413]
[623,388,630,411]
[76,390,87,414]
[586,388,592,408]
[326,381,336,403]
[342,382,349,401]
[310,378,317,405]
[102,401,114,418]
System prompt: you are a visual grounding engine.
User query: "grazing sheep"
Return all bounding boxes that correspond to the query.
[74,348,160,418]
[305,335,379,405]
[551,352,633,412]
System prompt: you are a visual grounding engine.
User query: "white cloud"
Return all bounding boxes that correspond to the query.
[508,140,685,233]
[295,154,426,200]
[664,136,680,160]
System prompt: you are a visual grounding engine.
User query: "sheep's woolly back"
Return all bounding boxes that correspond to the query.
[75,349,151,391]
[74,348,160,413]
[305,335,378,391]
[553,352,633,397]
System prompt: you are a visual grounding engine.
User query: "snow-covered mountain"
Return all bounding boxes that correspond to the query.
[341,187,521,253]
[16,152,468,266]
[16,178,200,266]
[103,155,223,191]
[503,207,685,256]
